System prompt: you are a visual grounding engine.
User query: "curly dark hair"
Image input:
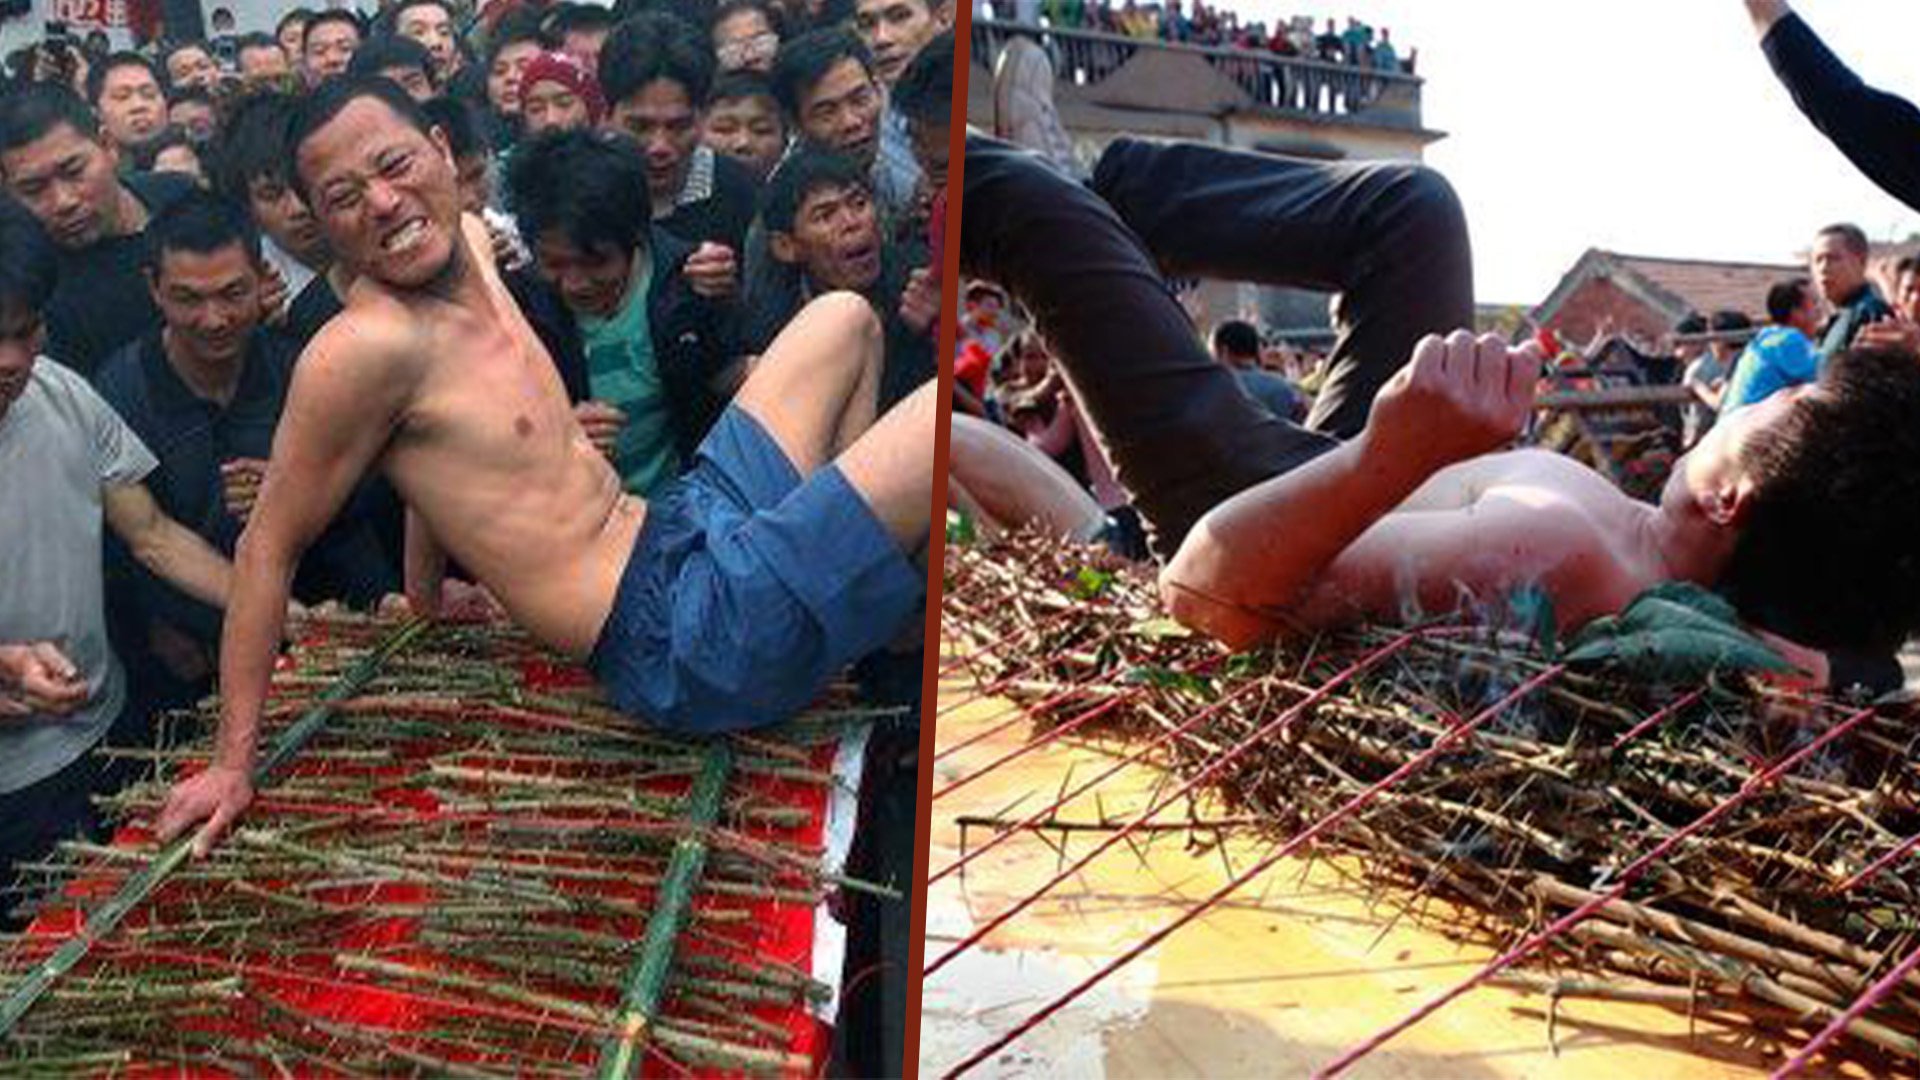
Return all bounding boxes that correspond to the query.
[598,11,712,107]
[1718,345,1920,650]
[508,128,652,260]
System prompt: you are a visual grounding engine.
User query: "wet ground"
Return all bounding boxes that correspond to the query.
[920,663,1867,1079]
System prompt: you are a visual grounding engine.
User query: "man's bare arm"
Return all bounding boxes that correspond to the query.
[102,482,234,609]
[156,317,416,855]
[1161,332,1541,650]
[1745,0,1791,37]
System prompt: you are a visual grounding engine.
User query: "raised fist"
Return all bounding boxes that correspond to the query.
[1365,330,1542,472]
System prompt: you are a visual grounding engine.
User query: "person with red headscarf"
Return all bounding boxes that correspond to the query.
[518,50,606,137]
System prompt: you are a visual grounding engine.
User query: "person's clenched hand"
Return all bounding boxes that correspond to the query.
[0,642,88,718]
[683,242,739,299]
[575,400,627,459]
[1364,330,1542,474]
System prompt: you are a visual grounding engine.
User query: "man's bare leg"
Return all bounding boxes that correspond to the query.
[732,292,884,476]
[950,413,1107,542]
[833,379,936,548]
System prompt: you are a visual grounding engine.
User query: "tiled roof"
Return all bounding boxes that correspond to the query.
[1607,252,1803,321]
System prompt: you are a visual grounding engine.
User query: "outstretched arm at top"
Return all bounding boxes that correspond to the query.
[155,317,416,856]
[1744,0,1790,37]
[1750,1,1920,213]
[1161,332,1543,649]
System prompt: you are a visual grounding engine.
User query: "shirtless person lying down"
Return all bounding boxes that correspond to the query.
[158,78,932,854]
[959,133,1920,679]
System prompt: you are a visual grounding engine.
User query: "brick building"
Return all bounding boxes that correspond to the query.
[1532,249,1802,352]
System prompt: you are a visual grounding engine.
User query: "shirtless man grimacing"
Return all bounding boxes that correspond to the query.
[157,78,932,855]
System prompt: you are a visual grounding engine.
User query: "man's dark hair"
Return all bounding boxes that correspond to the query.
[348,34,436,83]
[1894,255,1920,286]
[713,0,785,37]
[0,192,55,314]
[1212,319,1261,360]
[234,32,282,60]
[488,8,551,65]
[384,0,459,32]
[1709,309,1752,334]
[509,129,652,260]
[617,0,717,33]
[599,12,713,107]
[422,95,489,160]
[304,9,366,51]
[551,2,617,38]
[86,50,163,104]
[892,28,951,126]
[146,188,261,272]
[160,39,215,86]
[285,76,435,201]
[170,85,215,111]
[1721,346,1920,649]
[1817,223,1870,259]
[759,147,868,234]
[710,69,778,108]
[770,28,873,119]
[276,8,315,39]
[130,126,197,172]
[1765,278,1812,324]
[212,91,296,201]
[0,83,99,156]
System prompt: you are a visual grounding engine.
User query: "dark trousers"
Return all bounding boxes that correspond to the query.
[959,134,1475,559]
[0,701,151,931]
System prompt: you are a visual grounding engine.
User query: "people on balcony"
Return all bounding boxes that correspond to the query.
[985,1,1417,76]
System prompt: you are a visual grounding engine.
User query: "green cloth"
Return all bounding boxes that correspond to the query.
[579,256,680,496]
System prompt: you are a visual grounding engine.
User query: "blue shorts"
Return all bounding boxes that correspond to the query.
[588,406,925,733]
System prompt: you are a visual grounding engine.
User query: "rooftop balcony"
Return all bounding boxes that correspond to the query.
[968,17,1433,145]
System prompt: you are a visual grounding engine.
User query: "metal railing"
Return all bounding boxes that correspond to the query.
[971,17,1421,121]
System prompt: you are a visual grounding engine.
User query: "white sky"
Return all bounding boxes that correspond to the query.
[1240,1,1920,305]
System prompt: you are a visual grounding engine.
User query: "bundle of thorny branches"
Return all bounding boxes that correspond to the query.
[0,612,894,1078]
[944,532,1920,1067]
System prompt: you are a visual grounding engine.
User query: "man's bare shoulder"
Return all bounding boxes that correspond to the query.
[299,290,427,379]
[281,298,431,433]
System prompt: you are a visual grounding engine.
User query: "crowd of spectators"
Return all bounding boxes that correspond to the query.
[980,1,1414,74]
[0,1,950,1070]
[1675,221,1916,449]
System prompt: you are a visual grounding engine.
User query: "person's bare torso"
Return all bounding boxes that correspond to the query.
[1303,448,1673,632]
[1396,448,1642,523]
[357,223,645,656]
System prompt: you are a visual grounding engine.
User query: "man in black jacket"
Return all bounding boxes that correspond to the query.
[96,192,398,707]
[0,85,194,379]
[1746,0,1920,214]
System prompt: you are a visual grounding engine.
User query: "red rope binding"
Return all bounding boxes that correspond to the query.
[939,662,1570,1078]
[1314,702,1884,1079]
